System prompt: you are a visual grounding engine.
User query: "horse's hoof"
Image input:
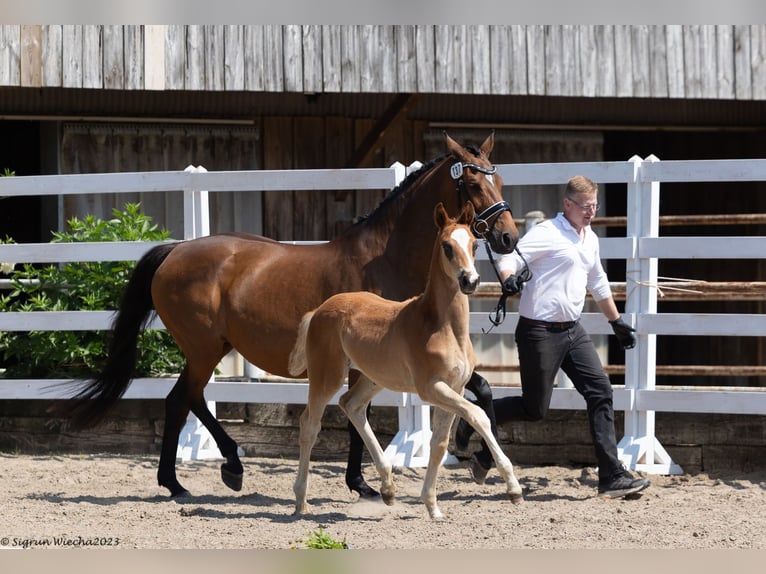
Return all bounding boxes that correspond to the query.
[382,493,396,506]
[347,476,381,499]
[170,488,192,499]
[221,464,243,492]
[160,479,191,498]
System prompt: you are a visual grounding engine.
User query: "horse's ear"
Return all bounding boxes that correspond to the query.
[479,130,495,158]
[434,202,450,229]
[444,131,462,157]
[457,201,475,226]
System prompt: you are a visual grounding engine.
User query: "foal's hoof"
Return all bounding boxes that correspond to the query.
[509,492,524,505]
[221,464,243,492]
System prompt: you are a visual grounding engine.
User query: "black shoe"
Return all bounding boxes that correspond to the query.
[467,453,491,485]
[454,417,474,451]
[598,472,651,499]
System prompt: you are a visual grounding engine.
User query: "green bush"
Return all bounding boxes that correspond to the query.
[0,203,185,379]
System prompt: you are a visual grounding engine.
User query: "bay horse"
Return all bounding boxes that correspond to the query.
[288,202,524,519]
[61,132,518,499]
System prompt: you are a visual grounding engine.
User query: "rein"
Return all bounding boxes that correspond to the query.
[449,159,531,333]
[482,244,532,334]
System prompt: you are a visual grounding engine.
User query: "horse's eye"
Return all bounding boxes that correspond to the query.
[442,241,453,260]
[472,241,478,254]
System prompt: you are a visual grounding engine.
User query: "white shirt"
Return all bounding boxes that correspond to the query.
[497,212,612,322]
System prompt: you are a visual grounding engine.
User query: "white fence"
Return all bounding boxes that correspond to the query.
[1,157,766,474]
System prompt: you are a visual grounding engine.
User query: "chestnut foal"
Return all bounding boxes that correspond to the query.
[289,202,523,519]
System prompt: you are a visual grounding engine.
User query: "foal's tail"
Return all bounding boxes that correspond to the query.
[288,311,315,377]
[56,243,178,429]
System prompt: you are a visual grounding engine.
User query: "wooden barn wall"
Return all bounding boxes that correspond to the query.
[2,25,766,101]
[260,116,427,241]
[59,118,428,241]
[60,123,263,238]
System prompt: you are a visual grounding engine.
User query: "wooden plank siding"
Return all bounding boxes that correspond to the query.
[1,25,764,100]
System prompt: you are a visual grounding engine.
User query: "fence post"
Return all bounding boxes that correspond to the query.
[177,165,221,462]
[619,155,682,475]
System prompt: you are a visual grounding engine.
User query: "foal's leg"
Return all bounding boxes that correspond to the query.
[345,369,380,499]
[190,398,243,491]
[422,381,524,505]
[294,362,347,515]
[338,376,394,505]
[420,406,456,519]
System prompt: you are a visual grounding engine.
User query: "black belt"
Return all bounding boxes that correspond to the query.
[518,316,578,330]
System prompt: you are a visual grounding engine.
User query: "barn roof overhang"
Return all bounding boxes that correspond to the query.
[0,86,764,134]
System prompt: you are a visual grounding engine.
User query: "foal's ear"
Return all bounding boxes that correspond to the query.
[457,201,475,226]
[434,202,450,228]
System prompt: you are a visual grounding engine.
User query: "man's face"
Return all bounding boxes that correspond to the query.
[564,193,599,229]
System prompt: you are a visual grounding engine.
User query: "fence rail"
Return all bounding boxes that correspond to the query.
[1,156,765,474]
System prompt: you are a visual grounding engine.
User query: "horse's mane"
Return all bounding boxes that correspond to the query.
[350,153,448,228]
[343,142,484,233]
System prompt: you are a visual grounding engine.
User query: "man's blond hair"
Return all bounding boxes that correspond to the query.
[566,175,598,198]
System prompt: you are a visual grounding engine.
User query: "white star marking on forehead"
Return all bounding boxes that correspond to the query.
[450,227,473,258]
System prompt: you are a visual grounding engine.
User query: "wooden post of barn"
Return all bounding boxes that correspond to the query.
[618,155,683,475]
[176,165,222,462]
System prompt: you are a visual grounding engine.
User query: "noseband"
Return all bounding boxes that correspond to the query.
[450,161,512,240]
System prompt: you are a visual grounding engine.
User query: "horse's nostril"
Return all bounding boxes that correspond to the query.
[503,232,519,252]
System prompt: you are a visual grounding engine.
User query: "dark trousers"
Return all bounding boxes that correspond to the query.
[475,320,623,482]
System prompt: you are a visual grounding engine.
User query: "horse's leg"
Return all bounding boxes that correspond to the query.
[157,352,224,497]
[420,406,456,519]
[345,369,380,499]
[338,376,393,505]
[157,367,194,497]
[189,398,243,491]
[421,381,524,505]
[463,371,496,469]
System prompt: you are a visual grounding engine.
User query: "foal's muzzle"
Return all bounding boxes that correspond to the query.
[459,271,480,295]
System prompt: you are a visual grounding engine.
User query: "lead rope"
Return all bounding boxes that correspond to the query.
[482,244,532,334]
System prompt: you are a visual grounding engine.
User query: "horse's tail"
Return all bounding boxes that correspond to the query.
[58,242,178,429]
[288,311,315,377]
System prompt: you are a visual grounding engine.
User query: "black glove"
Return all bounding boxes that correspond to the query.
[501,274,524,296]
[609,317,636,350]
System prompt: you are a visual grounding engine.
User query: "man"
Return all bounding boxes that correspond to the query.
[456,175,650,499]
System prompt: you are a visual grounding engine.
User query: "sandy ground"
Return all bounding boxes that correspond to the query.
[0,452,765,550]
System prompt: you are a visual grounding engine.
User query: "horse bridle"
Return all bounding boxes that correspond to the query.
[450,160,511,241]
[450,160,532,332]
